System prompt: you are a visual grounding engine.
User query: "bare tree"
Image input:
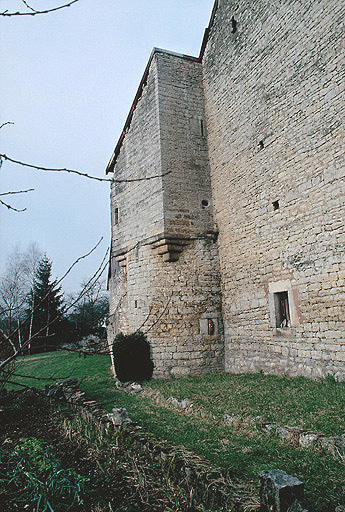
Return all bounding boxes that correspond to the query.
[21,243,43,350]
[0,239,109,377]
[68,279,108,339]
[0,246,27,345]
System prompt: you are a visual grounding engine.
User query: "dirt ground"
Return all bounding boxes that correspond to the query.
[0,391,210,512]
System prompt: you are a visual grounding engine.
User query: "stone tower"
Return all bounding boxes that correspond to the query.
[107,0,345,380]
[106,48,224,378]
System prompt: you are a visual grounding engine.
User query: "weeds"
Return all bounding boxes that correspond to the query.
[0,437,87,511]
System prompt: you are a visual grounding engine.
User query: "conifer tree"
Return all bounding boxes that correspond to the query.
[28,255,64,351]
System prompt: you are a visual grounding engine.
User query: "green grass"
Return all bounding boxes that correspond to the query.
[146,371,345,436]
[7,351,345,511]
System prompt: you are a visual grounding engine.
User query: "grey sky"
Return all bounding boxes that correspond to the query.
[0,0,213,293]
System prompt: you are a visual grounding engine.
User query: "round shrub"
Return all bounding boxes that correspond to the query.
[113,331,154,382]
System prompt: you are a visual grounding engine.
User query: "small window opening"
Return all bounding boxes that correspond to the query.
[231,16,237,33]
[200,119,204,137]
[114,207,119,224]
[134,300,138,308]
[201,199,209,209]
[258,140,264,150]
[274,291,290,328]
[272,200,279,211]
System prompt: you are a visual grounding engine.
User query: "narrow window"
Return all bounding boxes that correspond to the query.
[231,16,237,33]
[114,207,119,224]
[274,291,290,328]
[134,300,138,308]
[200,119,204,137]
[272,200,279,211]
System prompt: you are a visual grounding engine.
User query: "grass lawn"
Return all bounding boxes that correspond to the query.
[7,351,345,511]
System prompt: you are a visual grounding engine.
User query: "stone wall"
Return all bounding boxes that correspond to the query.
[202,0,345,379]
[123,238,223,379]
[156,52,214,236]
[108,49,224,378]
[110,53,164,259]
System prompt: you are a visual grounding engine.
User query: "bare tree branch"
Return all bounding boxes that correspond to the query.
[0,188,34,197]
[20,0,39,13]
[0,296,27,317]
[55,237,104,289]
[0,248,109,370]
[6,238,105,341]
[136,304,154,332]
[144,293,173,334]
[0,121,14,130]
[0,198,26,212]
[0,378,44,391]
[3,369,72,381]
[0,154,171,183]
[0,327,17,354]
[1,0,80,17]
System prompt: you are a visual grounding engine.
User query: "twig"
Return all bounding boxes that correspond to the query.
[136,304,154,332]
[0,198,26,212]
[20,0,39,13]
[0,188,34,197]
[2,370,71,381]
[0,296,28,317]
[0,154,171,183]
[144,293,173,334]
[55,237,103,288]
[1,0,80,17]
[0,121,14,130]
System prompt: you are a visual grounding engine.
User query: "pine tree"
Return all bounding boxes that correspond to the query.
[28,255,64,352]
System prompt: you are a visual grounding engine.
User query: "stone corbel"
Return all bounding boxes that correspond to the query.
[151,237,190,262]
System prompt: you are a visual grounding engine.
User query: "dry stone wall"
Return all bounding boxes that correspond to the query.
[202,0,345,379]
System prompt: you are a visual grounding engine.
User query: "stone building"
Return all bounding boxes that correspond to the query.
[106,0,345,380]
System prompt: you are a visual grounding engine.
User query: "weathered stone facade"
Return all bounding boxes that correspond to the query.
[107,0,345,380]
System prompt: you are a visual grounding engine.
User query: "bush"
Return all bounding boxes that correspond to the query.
[113,332,154,382]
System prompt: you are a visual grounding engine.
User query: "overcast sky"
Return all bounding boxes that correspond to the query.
[0,0,213,293]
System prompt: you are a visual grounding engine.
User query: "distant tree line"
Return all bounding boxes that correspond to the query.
[0,244,108,354]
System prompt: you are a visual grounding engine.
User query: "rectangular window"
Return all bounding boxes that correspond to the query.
[114,207,119,225]
[274,291,290,328]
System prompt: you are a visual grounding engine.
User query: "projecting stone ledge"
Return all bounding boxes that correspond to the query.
[150,237,191,262]
[259,469,308,512]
